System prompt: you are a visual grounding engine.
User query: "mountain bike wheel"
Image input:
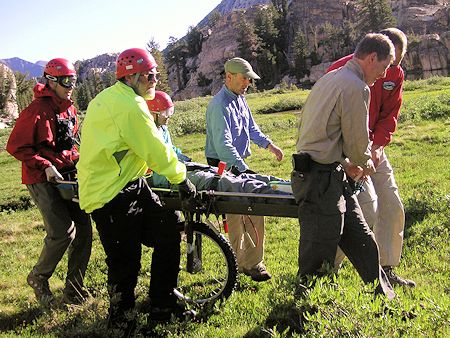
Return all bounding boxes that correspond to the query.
[174,221,238,306]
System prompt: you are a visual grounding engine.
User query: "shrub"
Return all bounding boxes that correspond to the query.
[403,76,450,91]
[399,93,450,122]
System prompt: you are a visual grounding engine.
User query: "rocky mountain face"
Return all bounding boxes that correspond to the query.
[0,63,18,128]
[74,53,117,81]
[167,0,449,99]
[198,0,271,27]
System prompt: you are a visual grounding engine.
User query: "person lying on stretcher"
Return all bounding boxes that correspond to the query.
[146,91,292,196]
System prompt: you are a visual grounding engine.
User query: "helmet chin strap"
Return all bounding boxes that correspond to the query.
[130,72,150,100]
[132,72,141,87]
[155,115,162,127]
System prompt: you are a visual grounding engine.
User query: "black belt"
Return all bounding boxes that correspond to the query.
[310,160,341,171]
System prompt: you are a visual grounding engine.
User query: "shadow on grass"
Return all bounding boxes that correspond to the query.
[50,313,108,338]
[0,195,33,213]
[403,191,450,239]
[243,274,318,337]
[0,307,43,332]
[243,301,307,337]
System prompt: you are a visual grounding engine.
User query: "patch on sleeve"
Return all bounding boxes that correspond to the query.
[383,81,396,90]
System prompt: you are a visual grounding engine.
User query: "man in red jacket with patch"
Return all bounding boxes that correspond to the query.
[327,28,415,287]
[6,58,92,306]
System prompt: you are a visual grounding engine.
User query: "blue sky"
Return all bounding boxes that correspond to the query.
[1,0,222,63]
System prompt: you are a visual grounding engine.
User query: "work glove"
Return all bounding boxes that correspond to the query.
[45,165,64,183]
[177,178,198,211]
[230,166,256,176]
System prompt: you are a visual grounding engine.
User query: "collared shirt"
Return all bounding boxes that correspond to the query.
[205,85,272,172]
[327,54,404,147]
[296,59,371,167]
[77,81,186,213]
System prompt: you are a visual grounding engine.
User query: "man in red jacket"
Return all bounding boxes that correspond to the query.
[327,28,415,287]
[6,58,92,306]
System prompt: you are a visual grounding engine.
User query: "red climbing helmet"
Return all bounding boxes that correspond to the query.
[116,48,157,79]
[44,58,76,77]
[147,91,174,112]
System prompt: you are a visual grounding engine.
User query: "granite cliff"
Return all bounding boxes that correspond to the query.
[167,0,449,99]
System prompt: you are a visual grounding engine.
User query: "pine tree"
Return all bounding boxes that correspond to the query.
[147,38,171,94]
[0,65,6,112]
[166,37,189,90]
[356,0,396,36]
[253,7,280,87]
[208,10,222,28]
[186,26,203,57]
[292,30,308,80]
[320,21,357,61]
[73,81,92,111]
[236,14,260,66]
[14,72,34,112]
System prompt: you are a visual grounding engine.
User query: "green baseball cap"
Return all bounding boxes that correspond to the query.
[224,57,260,80]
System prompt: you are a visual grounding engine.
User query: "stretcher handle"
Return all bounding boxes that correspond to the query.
[202,191,295,200]
[55,179,78,185]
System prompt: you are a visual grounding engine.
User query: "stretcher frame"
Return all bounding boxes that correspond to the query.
[151,188,298,218]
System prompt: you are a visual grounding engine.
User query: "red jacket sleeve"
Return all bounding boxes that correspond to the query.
[371,68,404,146]
[6,101,74,171]
[6,104,53,171]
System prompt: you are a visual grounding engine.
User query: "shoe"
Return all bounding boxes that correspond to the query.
[27,272,54,305]
[107,310,136,336]
[383,266,416,287]
[149,303,197,322]
[242,263,272,282]
[62,287,89,305]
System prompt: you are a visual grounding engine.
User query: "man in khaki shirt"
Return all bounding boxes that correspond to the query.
[291,33,396,298]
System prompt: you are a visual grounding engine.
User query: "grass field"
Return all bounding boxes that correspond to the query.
[0,77,449,337]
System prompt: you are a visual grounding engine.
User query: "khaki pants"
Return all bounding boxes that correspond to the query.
[335,150,405,268]
[226,214,265,270]
[27,182,92,290]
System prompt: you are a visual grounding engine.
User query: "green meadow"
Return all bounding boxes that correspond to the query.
[0,77,449,337]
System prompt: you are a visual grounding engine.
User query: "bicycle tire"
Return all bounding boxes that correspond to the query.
[174,221,238,306]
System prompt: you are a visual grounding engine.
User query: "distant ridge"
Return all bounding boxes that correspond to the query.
[0,57,44,78]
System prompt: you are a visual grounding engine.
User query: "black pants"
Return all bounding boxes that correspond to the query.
[206,157,220,167]
[92,177,181,315]
[291,163,394,297]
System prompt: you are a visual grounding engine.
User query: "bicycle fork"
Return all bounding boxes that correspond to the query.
[185,212,202,273]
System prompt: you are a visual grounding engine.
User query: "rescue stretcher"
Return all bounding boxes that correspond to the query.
[56,179,298,306]
[152,188,298,218]
[57,181,298,218]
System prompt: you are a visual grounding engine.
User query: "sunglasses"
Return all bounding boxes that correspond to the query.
[159,107,174,119]
[146,72,160,83]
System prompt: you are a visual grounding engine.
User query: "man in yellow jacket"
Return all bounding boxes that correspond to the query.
[77,48,196,326]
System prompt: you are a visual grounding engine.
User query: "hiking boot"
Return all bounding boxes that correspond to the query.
[383,266,416,287]
[107,310,136,337]
[149,303,197,322]
[62,286,89,305]
[27,272,54,305]
[242,263,272,282]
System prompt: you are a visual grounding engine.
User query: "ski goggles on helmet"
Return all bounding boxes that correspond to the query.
[46,74,77,89]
